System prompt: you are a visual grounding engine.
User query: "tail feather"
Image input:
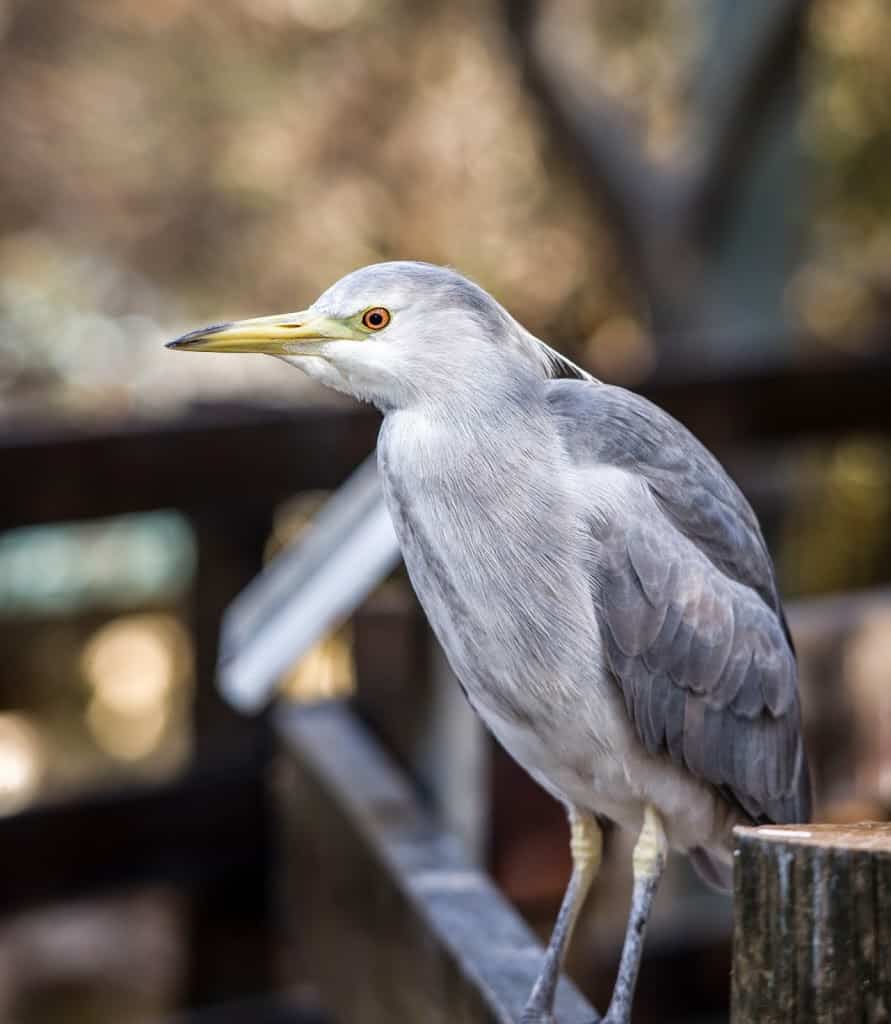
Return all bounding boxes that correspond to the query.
[689,847,733,891]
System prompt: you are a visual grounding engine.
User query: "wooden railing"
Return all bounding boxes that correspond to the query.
[275,699,598,1023]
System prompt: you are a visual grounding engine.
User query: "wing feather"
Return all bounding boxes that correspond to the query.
[548,379,811,825]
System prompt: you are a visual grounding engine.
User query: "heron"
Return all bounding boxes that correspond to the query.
[168,261,811,1024]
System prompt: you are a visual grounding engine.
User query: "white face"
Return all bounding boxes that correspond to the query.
[168,260,546,412]
[283,262,523,410]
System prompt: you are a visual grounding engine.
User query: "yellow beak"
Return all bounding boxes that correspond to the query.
[166,310,362,355]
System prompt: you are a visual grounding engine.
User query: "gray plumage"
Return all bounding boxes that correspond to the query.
[547,381,810,829]
[168,260,811,1023]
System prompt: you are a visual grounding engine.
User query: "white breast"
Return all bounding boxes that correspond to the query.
[377,407,734,853]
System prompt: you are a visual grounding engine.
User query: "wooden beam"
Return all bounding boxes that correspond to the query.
[0,748,266,915]
[274,700,598,1023]
[643,353,891,454]
[0,401,379,530]
[732,823,891,1022]
[3,354,891,532]
[167,996,329,1024]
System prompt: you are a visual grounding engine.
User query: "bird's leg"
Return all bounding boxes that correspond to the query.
[521,810,602,1024]
[602,804,668,1024]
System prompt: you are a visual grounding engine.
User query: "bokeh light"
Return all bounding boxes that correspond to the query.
[279,630,356,704]
[81,615,191,763]
[0,513,194,617]
[0,714,44,815]
[845,608,891,804]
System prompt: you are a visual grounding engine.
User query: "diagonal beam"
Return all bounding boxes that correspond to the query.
[276,700,599,1023]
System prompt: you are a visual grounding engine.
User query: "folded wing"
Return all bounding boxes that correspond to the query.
[547,379,810,825]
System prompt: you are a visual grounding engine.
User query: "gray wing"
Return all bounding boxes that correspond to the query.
[547,379,811,825]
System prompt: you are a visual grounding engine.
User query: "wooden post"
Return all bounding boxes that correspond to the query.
[186,507,275,1007]
[732,823,891,1023]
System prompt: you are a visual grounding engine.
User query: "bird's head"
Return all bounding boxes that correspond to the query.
[167,261,577,411]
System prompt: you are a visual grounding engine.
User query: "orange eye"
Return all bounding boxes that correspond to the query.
[362,307,391,330]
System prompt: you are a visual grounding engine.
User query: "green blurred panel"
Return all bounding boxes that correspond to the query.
[0,511,195,617]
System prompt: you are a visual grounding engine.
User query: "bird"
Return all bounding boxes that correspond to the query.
[167,261,811,1024]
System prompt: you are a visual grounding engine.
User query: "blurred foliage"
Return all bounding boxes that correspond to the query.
[796,0,891,350]
[533,0,702,164]
[0,0,615,415]
[780,438,891,595]
[0,0,888,417]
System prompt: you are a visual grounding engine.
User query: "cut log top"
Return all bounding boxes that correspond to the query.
[735,821,891,853]
[732,820,891,1023]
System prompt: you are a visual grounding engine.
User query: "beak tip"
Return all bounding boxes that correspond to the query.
[166,322,233,350]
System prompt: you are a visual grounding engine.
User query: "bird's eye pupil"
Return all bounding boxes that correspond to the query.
[362,307,390,330]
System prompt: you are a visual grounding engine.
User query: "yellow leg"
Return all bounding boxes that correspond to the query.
[564,812,602,963]
[521,810,602,1024]
[603,804,668,1024]
[632,804,667,877]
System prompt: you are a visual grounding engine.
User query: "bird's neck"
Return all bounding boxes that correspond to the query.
[379,379,556,497]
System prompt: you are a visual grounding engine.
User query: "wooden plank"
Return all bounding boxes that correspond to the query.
[0,401,380,530]
[732,823,891,1023]
[186,508,278,1003]
[274,700,599,1024]
[3,354,891,531]
[167,997,329,1024]
[218,456,401,713]
[190,507,275,758]
[642,352,891,452]
[0,748,265,914]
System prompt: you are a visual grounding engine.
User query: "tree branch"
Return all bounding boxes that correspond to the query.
[500,0,811,338]
[679,0,812,245]
[501,0,677,310]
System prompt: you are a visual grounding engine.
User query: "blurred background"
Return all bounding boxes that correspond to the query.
[0,0,889,1021]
